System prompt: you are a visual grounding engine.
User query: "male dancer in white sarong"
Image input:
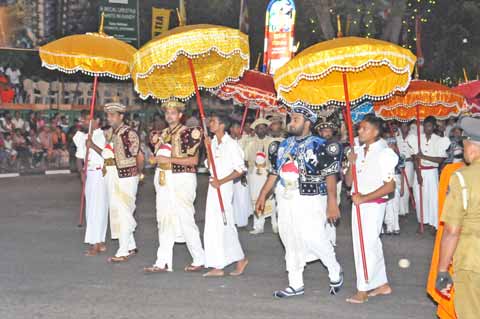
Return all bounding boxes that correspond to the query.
[256,106,343,298]
[143,100,205,273]
[102,102,141,263]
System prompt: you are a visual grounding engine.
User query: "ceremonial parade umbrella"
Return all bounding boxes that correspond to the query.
[453,80,480,115]
[274,36,416,283]
[39,14,137,226]
[216,69,278,134]
[374,79,467,233]
[131,24,250,224]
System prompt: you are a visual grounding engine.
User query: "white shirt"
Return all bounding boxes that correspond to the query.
[406,133,450,168]
[6,68,21,85]
[11,118,24,130]
[354,140,398,197]
[209,133,246,179]
[396,133,414,159]
[73,129,106,169]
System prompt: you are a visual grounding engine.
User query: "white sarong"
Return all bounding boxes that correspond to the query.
[233,179,251,227]
[104,163,138,257]
[399,161,414,216]
[276,184,341,289]
[352,202,388,292]
[249,171,277,231]
[413,168,439,228]
[385,175,401,232]
[153,170,204,270]
[84,169,108,244]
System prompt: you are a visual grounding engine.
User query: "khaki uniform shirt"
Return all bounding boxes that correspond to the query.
[442,159,480,274]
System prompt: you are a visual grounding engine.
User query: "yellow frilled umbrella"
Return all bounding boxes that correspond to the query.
[131,24,249,100]
[38,14,137,227]
[374,79,467,233]
[131,24,250,224]
[274,36,416,284]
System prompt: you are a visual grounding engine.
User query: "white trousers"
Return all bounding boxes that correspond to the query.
[276,185,341,290]
[385,175,401,232]
[249,172,277,231]
[352,202,388,291]
[325,181,342,246]
[105,165,138,258]
[399,161,414,216]
[84,169,108,244]
[232,179,252,227]
[413,168,439,228]
[154,170,205,270]
[204,181,245,269]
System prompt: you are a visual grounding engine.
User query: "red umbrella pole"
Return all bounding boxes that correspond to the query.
[342,72,369,284]
[255,108,260,119]
[415,105,425,233]
[240,104,249,135]
[188,59,227,225]
[78,75,99,227]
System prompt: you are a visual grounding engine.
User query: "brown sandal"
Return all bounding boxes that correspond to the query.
[184,264,204,272]
[144,266,169,273]
[84,246,98,257]
[107,255,129,263]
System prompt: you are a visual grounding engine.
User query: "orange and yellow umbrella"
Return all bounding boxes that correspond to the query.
[374,80,467,121]
[274,36,416,284]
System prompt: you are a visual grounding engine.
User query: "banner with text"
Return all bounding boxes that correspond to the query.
[151,8,171,39]
[99,0,139,47]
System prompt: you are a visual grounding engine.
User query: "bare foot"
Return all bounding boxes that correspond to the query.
[346,291,368,304]
[203,269,225,277]
[84,245,98,256]
[230,258,249,276]
[368,284,392,297]
[97,243,107,253]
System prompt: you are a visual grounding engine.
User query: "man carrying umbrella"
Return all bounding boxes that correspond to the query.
[256,106,343,298]
[345,115,398,304]
[102,102,141,263]
[144,100,205,273]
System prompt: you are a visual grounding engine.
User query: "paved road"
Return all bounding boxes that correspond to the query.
[0,174,437,319]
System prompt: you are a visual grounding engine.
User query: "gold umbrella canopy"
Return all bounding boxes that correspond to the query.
[39,31,136,80]
[274,36,417,109]
[131,24,250,100]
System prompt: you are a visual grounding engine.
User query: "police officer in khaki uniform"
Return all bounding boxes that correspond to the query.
[436,117,480,319]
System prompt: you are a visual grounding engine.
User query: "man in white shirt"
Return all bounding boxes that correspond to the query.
[396,122,415,216]
[73,116,108,256]
[203,115,248,277]
[407,116,450,231]
[11,112,25,131]
[345,115,398,304]
[6,67,22,103]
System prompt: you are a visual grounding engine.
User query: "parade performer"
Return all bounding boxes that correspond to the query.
[73,116,108,256]
[203,115,249,277]
[245,118,277,234]
[345,115,398,304]
[229,121,252,228]
[143,100,205,273]
[315,115,343,246]
[102,102,141,263]
[256,106,343,298]
[384,136,405,235]
[396,122,415,216]
[408,116,450,230]
[435,117,480,319]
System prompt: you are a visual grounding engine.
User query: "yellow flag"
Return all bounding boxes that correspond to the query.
[151,8,171,38]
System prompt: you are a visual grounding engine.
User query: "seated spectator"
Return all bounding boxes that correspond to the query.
[60,116,69,133]
[2,132,17,166]
[0,134,8,171]
[12,128,31,169]
[0,111,14,133]
[27,129,44,168]
[38,126,53,166]
[52,126,69,168]
[11,111,25,130]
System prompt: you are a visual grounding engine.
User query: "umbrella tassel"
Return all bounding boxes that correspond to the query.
[79,75,99,227]
[342,72,369,284]
[188,59,227,225]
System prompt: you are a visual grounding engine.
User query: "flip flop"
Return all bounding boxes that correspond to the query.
[230,259,249,276]
[203,270,225,277]
[107,256,129,263]
[346,297,368,304]
[144,266,169,273]
[184,265,204,272]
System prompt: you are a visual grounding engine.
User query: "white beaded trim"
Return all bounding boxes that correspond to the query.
[41,62,131,80]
